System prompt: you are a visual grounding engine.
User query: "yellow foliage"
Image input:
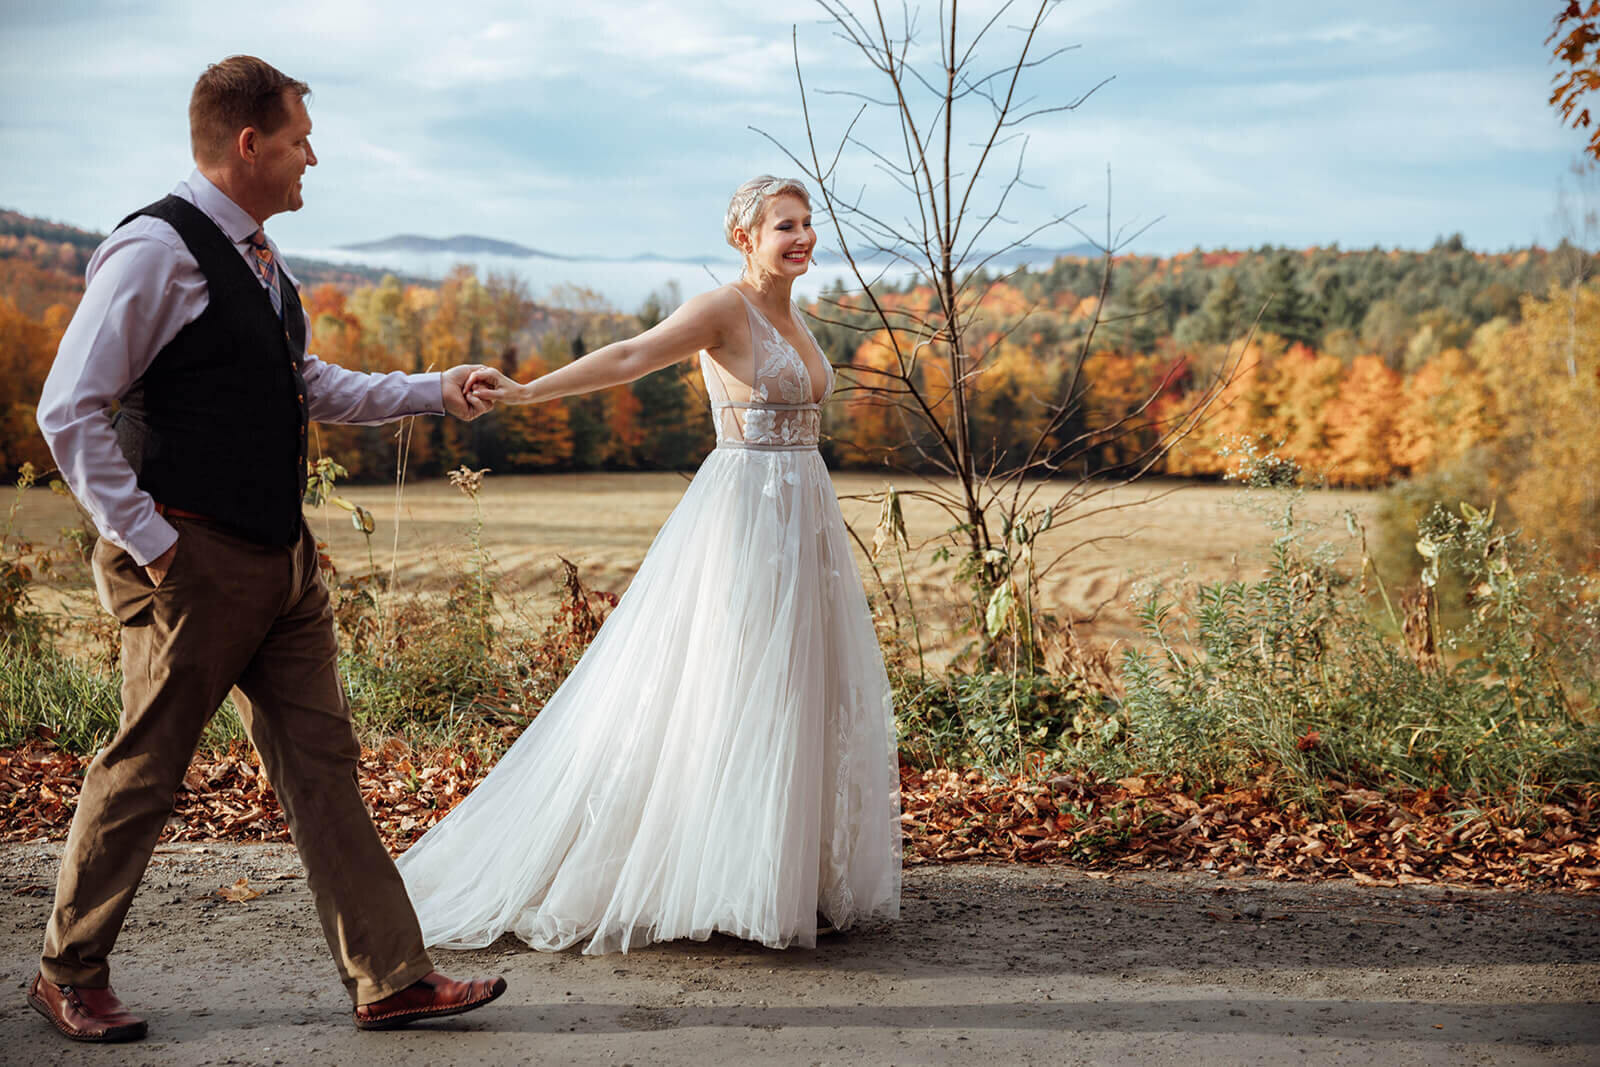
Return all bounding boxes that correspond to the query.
[1477,284,1600,569]
[1322,354,1400,488]
[1392,347,1493,474]
[1256,344,1344,474]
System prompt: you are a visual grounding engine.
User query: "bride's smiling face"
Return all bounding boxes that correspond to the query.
[743,194,814,279]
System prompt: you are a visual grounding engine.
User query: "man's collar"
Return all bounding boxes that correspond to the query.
[178,169,262,244]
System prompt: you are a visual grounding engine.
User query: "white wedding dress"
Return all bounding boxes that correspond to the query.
[397,287,902,954]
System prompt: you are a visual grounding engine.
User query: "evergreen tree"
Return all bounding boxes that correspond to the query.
[1180,270,1247,344]
[631,365,703,469]
[561,333,611,469]
[1258,253,1317,345]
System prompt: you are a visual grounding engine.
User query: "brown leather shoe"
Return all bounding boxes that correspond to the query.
[27,973,148,1043]
[353,970,507,1031]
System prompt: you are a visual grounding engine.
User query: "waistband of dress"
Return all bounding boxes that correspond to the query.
[714,441,819,453]
[710,401,819,411]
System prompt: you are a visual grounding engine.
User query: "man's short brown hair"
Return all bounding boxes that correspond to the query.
[189,56,310,164]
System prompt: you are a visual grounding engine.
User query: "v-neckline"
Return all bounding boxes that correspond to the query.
[733,286,831,404]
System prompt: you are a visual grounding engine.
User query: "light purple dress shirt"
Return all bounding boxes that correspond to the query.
[37,170,446,566]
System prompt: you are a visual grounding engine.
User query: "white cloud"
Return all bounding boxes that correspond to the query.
[1252,21,1427,50]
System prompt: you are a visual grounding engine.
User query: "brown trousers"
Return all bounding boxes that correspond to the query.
[40,515,433,1005]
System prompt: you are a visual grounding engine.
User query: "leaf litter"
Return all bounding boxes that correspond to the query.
[2,742,1595,892]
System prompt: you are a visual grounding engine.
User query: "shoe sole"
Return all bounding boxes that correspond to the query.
[27,990,148,1043]
[353,979,507,1032]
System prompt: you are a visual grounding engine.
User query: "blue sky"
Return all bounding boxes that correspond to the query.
[0,0,1585,265]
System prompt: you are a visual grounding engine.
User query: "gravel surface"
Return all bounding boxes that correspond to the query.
[3,842,1597,1065]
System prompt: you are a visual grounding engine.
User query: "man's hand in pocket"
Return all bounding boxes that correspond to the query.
[144,541,177,587]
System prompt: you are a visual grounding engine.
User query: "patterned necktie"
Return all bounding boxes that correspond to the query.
[245,228,284,318]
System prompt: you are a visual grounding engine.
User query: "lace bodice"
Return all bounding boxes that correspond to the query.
[700,289,834,450]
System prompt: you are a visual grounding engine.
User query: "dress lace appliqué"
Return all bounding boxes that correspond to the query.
[702,290,831,449]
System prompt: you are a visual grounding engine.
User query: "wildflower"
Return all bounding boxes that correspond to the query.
[448,466,490,498]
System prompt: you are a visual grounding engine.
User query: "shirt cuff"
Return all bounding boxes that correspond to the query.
[122,511,179,567]
[417,371,447,415]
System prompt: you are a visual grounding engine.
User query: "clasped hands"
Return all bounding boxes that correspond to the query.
[443,365,525,417]
[442,364,499,420]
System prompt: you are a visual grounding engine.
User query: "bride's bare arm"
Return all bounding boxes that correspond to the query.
[468,288,737,405]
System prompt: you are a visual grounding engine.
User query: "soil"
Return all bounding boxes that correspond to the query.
[2,842,1596,1065]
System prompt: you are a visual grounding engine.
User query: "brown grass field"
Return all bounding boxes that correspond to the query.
[13,471,1377,667]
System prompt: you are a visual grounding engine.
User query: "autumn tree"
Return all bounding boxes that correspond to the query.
[1321,354,1401,488]
[1391,346,1493,475]
[1255,341,1341,475]
[1549,1,1600,161]
[839,326,915,465]
[0,295,62,471]
[497,351,574,469]
[1163,341,1264,479]
[1482,285,1600,570]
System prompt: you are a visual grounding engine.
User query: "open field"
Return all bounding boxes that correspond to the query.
[13,472,1378,666]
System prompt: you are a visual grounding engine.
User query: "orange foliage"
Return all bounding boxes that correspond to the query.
[842,329,911,463]
[0,294,65,471]
[974,281,1031,319]
[1256,344,1343,474]
[1164,341,1267,478]
[1080,350,1167,470]
[1392,347,1493,474]
[501,353,573,468]
[1069,295,1100,322]
[1322,355,1401,487]
[600,384,645,464]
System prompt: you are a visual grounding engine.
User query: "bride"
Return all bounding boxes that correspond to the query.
[395,176,901,955]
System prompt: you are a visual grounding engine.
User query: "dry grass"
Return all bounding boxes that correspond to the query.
[4,471,1377,668]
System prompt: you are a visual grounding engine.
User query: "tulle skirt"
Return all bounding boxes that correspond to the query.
[396,446,902,954]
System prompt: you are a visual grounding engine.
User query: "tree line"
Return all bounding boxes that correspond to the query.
[1,209,1595,572]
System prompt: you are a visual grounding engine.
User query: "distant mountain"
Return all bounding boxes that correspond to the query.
[337,234,574,259]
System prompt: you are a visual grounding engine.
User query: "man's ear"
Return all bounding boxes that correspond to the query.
[234,126,258,164]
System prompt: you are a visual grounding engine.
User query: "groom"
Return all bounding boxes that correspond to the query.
[29,55,505,1041]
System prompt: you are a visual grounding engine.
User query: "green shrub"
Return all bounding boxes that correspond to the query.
[1117,466,1600,814]
[894,667,1111,773]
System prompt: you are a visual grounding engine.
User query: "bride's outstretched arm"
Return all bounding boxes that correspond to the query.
[467,288,735,405]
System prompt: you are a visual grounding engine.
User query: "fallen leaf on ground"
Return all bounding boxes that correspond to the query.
[216,877,262,903]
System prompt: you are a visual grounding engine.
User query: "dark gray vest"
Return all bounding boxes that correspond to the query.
[112,195,310,546]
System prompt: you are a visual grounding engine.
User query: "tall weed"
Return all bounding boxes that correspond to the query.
[0,464,56,650]
[1115,454,1600,813]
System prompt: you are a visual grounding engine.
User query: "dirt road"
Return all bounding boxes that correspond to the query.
[2,843,1595,1065]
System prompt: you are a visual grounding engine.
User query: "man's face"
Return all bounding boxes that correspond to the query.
[254,91,316,216]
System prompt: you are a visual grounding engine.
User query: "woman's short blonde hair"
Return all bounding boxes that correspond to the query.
[724,175,811,252]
